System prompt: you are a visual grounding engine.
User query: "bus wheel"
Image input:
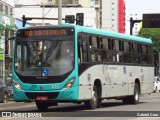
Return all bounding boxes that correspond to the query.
[130,83,140,104]
[36,102,48,111]
[85,86,98,109]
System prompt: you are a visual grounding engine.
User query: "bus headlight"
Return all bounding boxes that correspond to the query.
[63,77,76,89]
[13,79,22,90]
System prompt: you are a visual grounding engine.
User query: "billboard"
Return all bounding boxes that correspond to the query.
[143,14,160,28]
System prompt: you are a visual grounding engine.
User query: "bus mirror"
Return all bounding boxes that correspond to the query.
[8,36,15,41]
[82,42,87,52]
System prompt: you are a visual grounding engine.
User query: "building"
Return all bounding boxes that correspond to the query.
[0,0,15,82]
[100,0,125,33]
[14,0,125,33]
[14,0,96,27]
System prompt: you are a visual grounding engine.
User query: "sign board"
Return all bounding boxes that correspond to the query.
[143,14,160,28]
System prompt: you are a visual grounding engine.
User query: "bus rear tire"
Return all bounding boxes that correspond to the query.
[85,86,98,109]
[36,102,48,111]
[130,83,140,104]
[122,83,140,104]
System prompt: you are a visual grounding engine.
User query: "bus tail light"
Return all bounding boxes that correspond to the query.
[63,77,76,89]
[13,79,22,90]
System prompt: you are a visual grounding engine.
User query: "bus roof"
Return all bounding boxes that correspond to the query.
[18,24,152,44]
[74,25,152,44]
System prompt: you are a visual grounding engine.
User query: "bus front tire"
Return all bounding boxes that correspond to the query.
[36,102,48,111]
[85,86,98,109]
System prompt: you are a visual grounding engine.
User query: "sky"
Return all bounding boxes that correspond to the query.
[125,0,160,34]
[126,0,160,18]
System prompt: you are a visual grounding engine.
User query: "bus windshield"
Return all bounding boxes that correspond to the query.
[14,28,74,77]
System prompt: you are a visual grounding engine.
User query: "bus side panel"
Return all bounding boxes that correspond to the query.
[150,67,154,92]
[79,68,92,100]
[140,67,154,94]
[129,66,141,95]
[79,65,110,100]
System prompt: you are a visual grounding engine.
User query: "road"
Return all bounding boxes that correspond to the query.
[0,93,160,120]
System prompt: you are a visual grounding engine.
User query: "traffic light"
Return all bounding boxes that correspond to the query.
[65,15,75,24]
[76,13,84,26]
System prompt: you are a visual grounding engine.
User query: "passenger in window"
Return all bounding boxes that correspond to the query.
[35,53,44,67]
[98,54,101,61]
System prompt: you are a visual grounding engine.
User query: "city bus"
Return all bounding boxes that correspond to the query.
[12,24,154,110]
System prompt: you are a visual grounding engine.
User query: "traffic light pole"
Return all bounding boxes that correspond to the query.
[58,0,62,25]
[22,15,68,27]
[22,14,84,27]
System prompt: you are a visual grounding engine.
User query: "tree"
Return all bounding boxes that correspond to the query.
[138,28,160,51]
[138,28,160,75]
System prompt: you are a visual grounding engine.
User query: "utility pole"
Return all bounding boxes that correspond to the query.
[42,3,45,25]
[2,36,5,83]
[58,0,62,25]
[95,7,99,29]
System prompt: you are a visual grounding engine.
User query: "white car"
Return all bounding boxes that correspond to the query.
[153,77,160,93]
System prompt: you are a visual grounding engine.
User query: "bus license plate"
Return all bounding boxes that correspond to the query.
[36,96,48,100]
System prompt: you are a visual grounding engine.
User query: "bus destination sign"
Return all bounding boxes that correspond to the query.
[22,29,67,37]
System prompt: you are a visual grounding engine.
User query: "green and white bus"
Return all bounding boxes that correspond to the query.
[13,24,154,110]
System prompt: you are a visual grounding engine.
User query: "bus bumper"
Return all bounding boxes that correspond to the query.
[13,86,79,102]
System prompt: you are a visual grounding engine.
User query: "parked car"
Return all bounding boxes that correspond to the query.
[0,78,8,103]
[153,76,160,93]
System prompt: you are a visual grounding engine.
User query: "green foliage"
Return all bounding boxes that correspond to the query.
[0,53,4,60]
[138,28,160,51]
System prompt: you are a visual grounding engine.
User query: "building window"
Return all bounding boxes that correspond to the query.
[3,5,9,15]
[10,8,13,16]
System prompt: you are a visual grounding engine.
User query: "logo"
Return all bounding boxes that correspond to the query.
[42,68,48,76]
[2,112,11,117]
[40,86,44,90]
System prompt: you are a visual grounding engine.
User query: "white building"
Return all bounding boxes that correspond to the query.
[100,0,125,33]
[14,0,125,33]
[14,0,96,27]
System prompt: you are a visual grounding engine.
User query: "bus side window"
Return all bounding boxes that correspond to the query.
[78,34,88,63]
[90,36,98,62]
[118,40,124,62]
[82,42,88,62]
[108,39,113,50]
[123,41,132,63]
